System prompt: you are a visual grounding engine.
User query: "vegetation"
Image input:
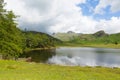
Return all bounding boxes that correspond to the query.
[23,31,62,49]
[55,30,120,48]
[0,0,24,59]
[52,31,79,41]
[69,31,120,46]
[0,0,61,59]
[0,60,120,80]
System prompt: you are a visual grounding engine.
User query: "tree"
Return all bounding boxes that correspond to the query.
[0,0,25,59]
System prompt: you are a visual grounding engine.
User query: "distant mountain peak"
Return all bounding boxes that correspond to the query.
[67,31,75,34]
[93,30,108,37]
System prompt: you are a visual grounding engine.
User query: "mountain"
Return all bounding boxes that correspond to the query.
[93,30,108,37]
[52,31,80,41]
[53,30,120,45]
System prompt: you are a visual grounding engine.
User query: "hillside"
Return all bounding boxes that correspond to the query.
[52,30,108,42]
[52,31,80,41]
[70,30,120,45]
[53,30,120,47]
[23,31,62,49]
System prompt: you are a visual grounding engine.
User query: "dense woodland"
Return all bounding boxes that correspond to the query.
[0,0,61,59]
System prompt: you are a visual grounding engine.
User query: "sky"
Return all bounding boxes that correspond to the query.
[4,0,120,34]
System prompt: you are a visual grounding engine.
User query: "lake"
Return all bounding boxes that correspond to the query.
[21,47,120,68]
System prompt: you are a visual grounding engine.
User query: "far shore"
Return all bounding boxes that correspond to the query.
[24,43,120,52]
[57,43,120,49]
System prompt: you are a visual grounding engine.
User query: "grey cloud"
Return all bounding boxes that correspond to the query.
[19,17,58,33]
[24,0,53,14]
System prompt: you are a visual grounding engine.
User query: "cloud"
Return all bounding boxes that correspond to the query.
[5,0,89,33]
[95,17,120,33]
[94,0,120,14]
[4,0,120,34]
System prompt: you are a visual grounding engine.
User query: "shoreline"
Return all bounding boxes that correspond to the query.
[24,47,56,52]
[57,43,120,49]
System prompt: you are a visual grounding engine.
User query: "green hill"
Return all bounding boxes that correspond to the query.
[54,30,120,48]
[23,31,62,49]
[70,30,120,45]
[52,31,80,41]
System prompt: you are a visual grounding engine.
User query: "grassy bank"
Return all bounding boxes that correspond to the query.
[85,44,120,49]
[0,60,120,80]
[57,43,120,49]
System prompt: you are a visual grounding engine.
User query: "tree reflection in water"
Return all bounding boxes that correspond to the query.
[20,49,56,63]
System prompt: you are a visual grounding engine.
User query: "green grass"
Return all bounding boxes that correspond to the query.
[0,60,120,80]
[85,44,120,49]
[57,42,120,49]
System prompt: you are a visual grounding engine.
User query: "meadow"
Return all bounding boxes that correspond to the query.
[0,60,120,80]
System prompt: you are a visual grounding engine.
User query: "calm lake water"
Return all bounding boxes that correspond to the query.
[21,47,120,68]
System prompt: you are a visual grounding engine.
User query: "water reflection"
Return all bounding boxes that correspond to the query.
[48,47,120,67]
[20,47,120,67]
[20,49,56,63]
